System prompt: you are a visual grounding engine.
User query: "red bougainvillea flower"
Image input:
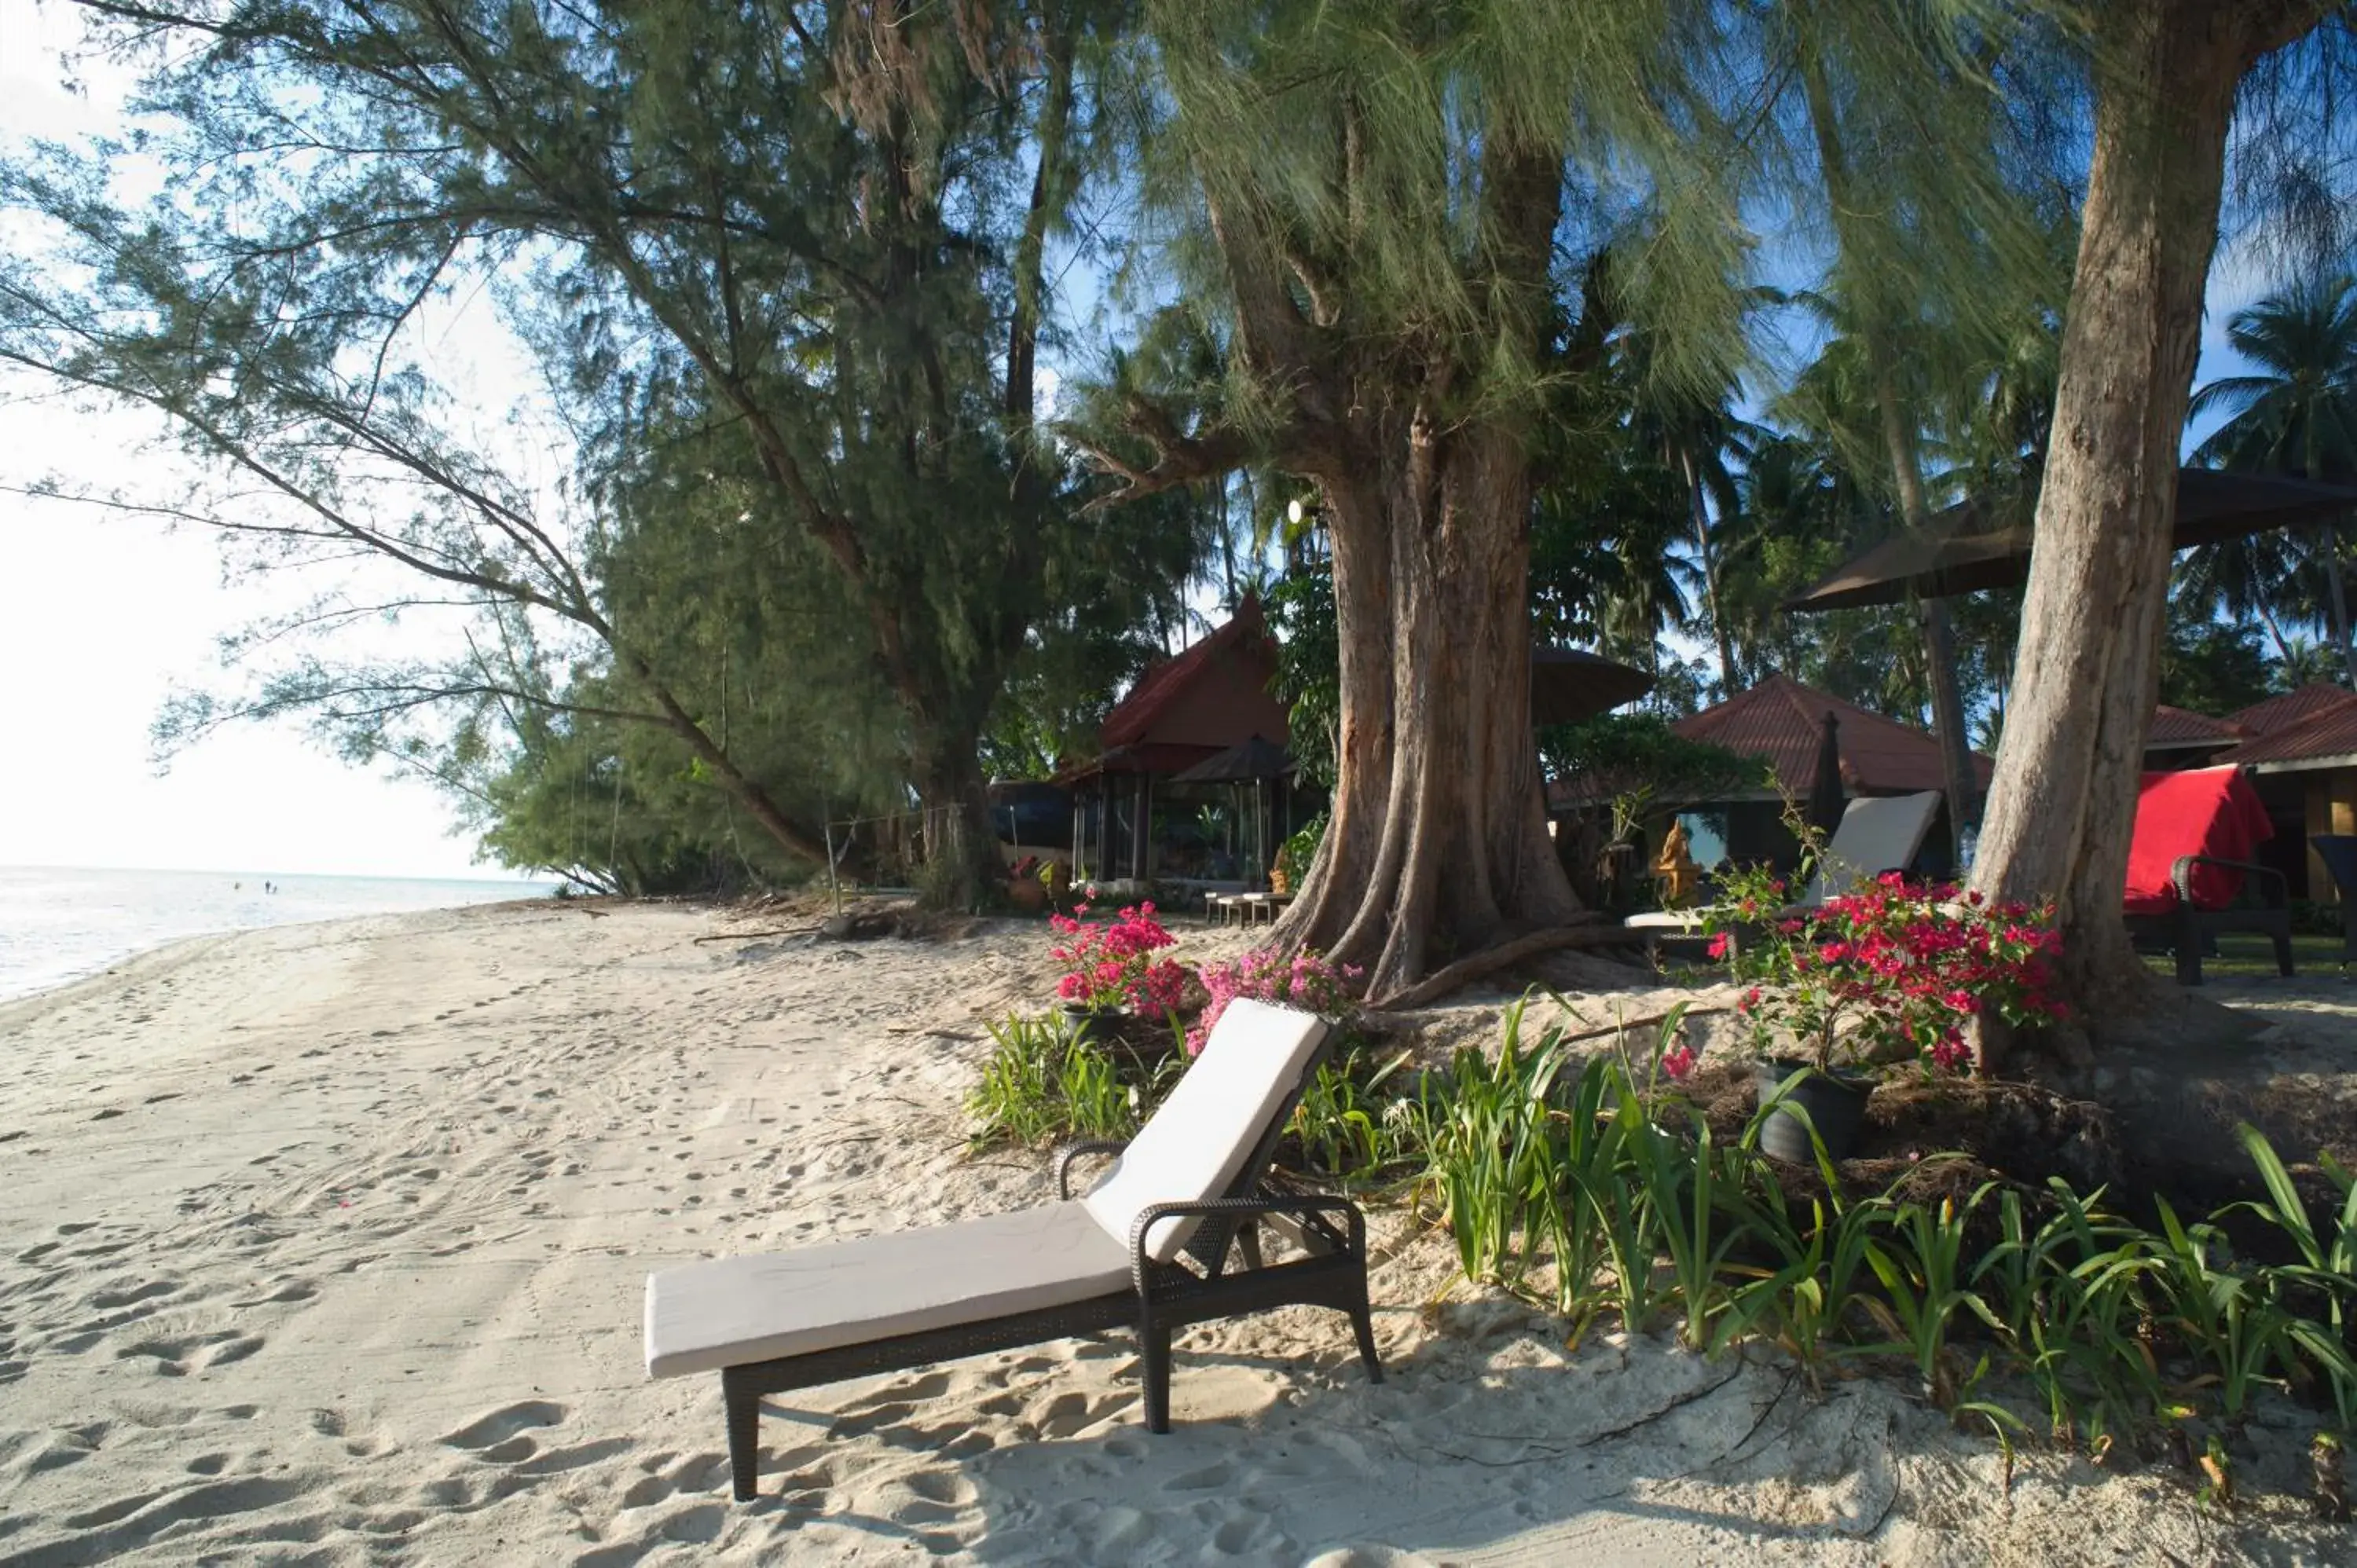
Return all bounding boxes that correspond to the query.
[1708,877,2064,1081]
[1706,932,1731,960]
[1661,1043,1698,1082]
[1048,903,1185,1017]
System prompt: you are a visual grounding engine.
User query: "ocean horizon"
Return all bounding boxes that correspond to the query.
[0,864,563,1002]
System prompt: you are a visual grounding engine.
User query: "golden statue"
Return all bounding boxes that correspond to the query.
[1652,819,1702,908]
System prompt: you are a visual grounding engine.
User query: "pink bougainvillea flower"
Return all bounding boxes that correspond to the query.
[1661,1043,1698,1082]
[1706,932,1731,960]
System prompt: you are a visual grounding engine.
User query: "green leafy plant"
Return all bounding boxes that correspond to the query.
[1277,815,1328,891]
[2148,1196,2297,1424]
[966,1010,1162,1150]
[1411,998,1573,1295]
[2228,1125,2357,1436]
[1728,1184,1880,1390]
[1858,1184,2007,1412]
[1293,1045,1414,1184]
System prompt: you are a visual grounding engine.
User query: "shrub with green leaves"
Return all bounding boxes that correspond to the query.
[965,1010,1164,1149]
[1402,992,2357,1509]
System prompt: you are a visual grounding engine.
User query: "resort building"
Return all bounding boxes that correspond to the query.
[1057,597,1318,885]
[1618,672,1991,877]
[2212,684,2357,903]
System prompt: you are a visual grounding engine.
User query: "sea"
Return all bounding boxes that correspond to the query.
[0,865,563,1003]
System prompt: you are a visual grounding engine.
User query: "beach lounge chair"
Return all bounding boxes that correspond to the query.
[2123,766,2291,985]
[1622,791,1945,951]
[643,998,1380,1501]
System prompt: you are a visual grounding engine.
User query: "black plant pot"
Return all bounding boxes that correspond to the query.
[1058,1003,1121,1046]
[1753,1058,1871,1163]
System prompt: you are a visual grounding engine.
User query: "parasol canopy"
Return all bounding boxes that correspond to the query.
[1171,733,1293,782]
[1532,647,1655,726]
[1786,469,2357,614]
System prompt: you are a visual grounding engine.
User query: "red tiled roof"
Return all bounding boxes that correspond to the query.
[1100,595,1274,749]
[2221,699,2357,769]
[1672,672,1991,796]
[2146,704,2249,749]
[2227,683,2357,738]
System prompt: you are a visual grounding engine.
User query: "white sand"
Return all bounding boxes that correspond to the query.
[0,902,2348,1564]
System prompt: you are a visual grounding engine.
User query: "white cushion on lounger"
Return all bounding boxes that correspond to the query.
[1080,995,1339,1263]
[644,1201,1130,1378]
[1082,998,1329,1263]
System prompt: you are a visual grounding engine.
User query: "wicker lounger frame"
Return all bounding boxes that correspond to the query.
[713,1048,1382,1501]
[2123,852,2294,985]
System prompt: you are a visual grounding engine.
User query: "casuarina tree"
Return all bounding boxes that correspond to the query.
[1076,0,1752,1001]
[0,1,1130,903]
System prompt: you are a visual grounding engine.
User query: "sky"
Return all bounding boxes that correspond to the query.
[0,5,515,880]
[0,7,2301,879]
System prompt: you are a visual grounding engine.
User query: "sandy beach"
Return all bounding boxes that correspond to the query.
[2,902,2351,1565]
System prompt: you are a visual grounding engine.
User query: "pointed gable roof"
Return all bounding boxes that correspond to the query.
[1099,595,1281,749]
[1671,672,1989,797]
[2220,683,2357,770]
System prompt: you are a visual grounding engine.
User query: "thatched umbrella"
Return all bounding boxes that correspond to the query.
[1784,469,2357,613]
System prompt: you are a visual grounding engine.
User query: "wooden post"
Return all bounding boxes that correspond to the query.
[822,818,843,918]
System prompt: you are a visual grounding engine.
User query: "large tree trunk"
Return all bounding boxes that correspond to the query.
[1278,419,1578,1002]
[1969,2,2326,1028]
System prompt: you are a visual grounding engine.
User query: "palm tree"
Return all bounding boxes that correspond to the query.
[2191,275,2357,478]
[2189,274,2357,684]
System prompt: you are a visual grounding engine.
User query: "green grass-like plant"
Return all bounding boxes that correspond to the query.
[1397,993,2357,1510]
[966,1010,1162,1149]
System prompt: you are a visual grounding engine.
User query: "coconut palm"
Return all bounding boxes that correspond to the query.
[2188,274,2357,684]
[2191,275,2357,478]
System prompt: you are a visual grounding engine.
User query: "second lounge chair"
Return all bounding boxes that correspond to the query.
[1623,790,1945,950]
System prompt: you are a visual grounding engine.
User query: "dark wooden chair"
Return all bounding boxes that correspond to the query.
[2120,768,2291,985]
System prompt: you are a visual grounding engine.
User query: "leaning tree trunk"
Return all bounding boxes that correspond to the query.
[1969,1,2328,1031]
[1277,416,1578,1002]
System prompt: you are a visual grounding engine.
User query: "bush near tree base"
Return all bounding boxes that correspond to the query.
[1404,995,2357,1510]
[1706,870,2067,1076]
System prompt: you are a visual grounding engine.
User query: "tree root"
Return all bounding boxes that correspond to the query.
[1370,920,1638,1009]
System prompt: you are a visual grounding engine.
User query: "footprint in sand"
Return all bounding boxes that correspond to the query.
[53,1475,317,1559]
[85,1277,178,1313]
[114,1332,264,1377]
[440,1399,566,1460]
[233,1278,317,1308]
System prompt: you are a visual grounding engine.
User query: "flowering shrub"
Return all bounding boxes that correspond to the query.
[1713,874,2066,1077]
[1187,946,1362,1056]
[1049,902,1186,1016]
